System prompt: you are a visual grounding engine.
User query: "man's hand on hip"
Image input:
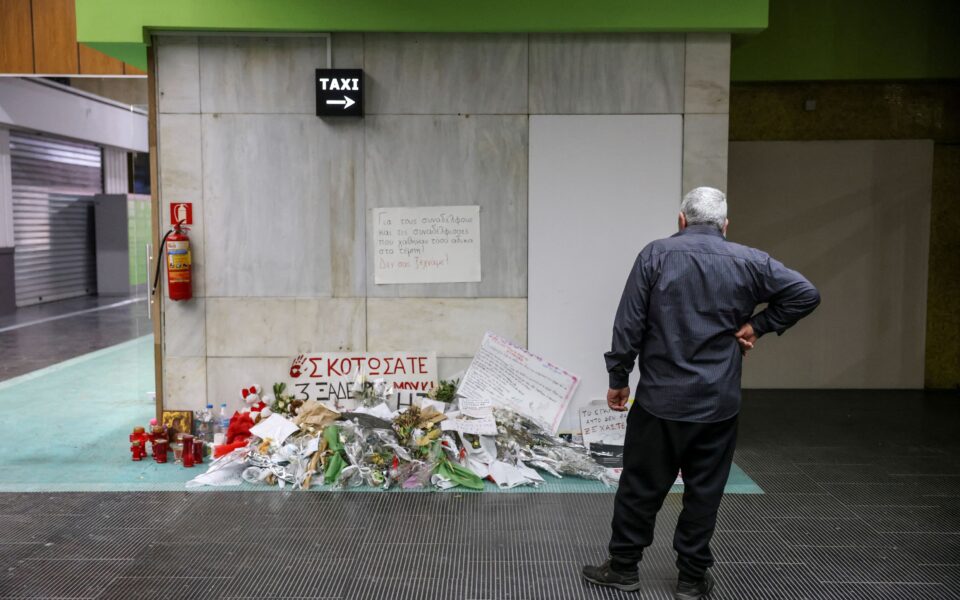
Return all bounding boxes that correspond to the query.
[607,387,630,412]
[735,322,758,356]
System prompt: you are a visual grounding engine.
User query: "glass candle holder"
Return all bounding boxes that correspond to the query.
[171,443,183,464]
[192,439,204,465]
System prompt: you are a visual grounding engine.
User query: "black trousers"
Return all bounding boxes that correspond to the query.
[608,403,738,580]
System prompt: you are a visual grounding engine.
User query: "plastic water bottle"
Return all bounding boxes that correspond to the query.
[218,403,230,433]
[201,403,215,443]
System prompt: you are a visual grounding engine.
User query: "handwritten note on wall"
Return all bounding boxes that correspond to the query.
[373,206,481,284]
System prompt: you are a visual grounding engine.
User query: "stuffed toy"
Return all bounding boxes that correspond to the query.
[240,384,273,420]
[213,411,255,458]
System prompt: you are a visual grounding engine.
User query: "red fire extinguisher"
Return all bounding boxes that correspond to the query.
[152,221,192,301]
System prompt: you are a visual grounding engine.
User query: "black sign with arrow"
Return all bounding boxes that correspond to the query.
[316,68,363,117]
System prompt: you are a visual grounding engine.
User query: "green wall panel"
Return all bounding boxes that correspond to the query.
[76,0,768,70]
[732,0,960,81]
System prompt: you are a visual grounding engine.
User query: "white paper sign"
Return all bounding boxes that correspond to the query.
[373,205,481,284]
[286,352,437,411]
[441,416,499,436]
[249,413,300,444]
[579,401,628,449]
[457,332,579,435]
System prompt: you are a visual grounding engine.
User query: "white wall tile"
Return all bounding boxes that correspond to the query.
[163,356,207,411]
[683,114,729,194]
[529,33,684,114]
[202,114,364,297]
[158,113,205,297]
[206,357,292,412]
[156,36,200,114]
[207,297,365,357]
[199,36,328,114]
[365,33,527,115]
[684,33,730,114]
[367,298,527,357]
[207,298,293,357]
[163,298,206,357]
[294,297,366,353]
[438,357,472,381]
[365,115,527,297]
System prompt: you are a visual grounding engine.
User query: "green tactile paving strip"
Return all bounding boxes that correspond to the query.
[0,335,762,494]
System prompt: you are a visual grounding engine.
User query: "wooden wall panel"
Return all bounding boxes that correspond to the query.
[79,43,124,75]
[124,63,147,76]
[0,0,35,72]
[31,0,79,73]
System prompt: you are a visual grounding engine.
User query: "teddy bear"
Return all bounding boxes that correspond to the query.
[240,384,273,420]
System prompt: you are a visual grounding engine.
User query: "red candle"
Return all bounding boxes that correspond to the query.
[182,434,195,468]
[153,439,168,463]
[130,440,144,461]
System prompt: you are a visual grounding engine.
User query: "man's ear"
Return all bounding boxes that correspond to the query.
[722,218,729,236]
[678,212,687,230]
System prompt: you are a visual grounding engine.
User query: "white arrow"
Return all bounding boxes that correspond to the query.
[325,96,355,109]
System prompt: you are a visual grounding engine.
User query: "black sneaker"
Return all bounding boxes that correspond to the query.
[581,559,641,592]
[675,571,715,599]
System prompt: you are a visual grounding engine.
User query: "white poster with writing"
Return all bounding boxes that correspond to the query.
[579,401,628,449]
[373,205,481,284]
[457,332,579,435]
[286,352,437,411]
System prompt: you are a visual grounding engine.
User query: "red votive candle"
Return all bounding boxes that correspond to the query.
[153,439,168,463]
[182,434,195,468]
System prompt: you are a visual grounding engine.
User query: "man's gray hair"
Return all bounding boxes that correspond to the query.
[680,187,727,230]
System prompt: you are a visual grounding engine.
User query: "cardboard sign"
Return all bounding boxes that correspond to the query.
[286,352,436,411]
[457,332,579,435]
[579,401,628,449]
[373,205,481,284]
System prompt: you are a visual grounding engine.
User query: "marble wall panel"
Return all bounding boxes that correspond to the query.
[438,357,473,381]
[158,113,205,297]
[331,33,364,69]
[367,298,527,357]
[730,140,932,389]
[163,356,207,411]
[206,357,292,411]
[683,114,729,194]
[207,297,365,357]
[529,33,684,114]
[364,115,527,297]
[684,33,731,114]
[163,298,206,358]
[156,36,200,114]
[202,114,364,297]
[199,36,328,114]
[365,33,527,115]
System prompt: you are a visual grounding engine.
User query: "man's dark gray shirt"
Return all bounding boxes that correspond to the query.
[605,224,820,423]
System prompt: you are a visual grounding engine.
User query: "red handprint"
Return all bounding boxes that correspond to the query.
[289,354,306,378]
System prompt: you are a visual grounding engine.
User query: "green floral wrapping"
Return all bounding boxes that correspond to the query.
[434,456,485,490]
[323,425,347,484]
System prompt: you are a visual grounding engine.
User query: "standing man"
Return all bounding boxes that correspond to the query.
[581,187,820,599]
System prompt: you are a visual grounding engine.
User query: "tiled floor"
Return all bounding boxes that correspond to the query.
[0,295,150,381]
[0,390,957,599]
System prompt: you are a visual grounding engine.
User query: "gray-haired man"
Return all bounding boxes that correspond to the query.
[582,187,820,599]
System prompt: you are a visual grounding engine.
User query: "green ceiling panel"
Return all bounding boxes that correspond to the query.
[76,0,769,70]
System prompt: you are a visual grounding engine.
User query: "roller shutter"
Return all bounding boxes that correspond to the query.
[10,131,102,306]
